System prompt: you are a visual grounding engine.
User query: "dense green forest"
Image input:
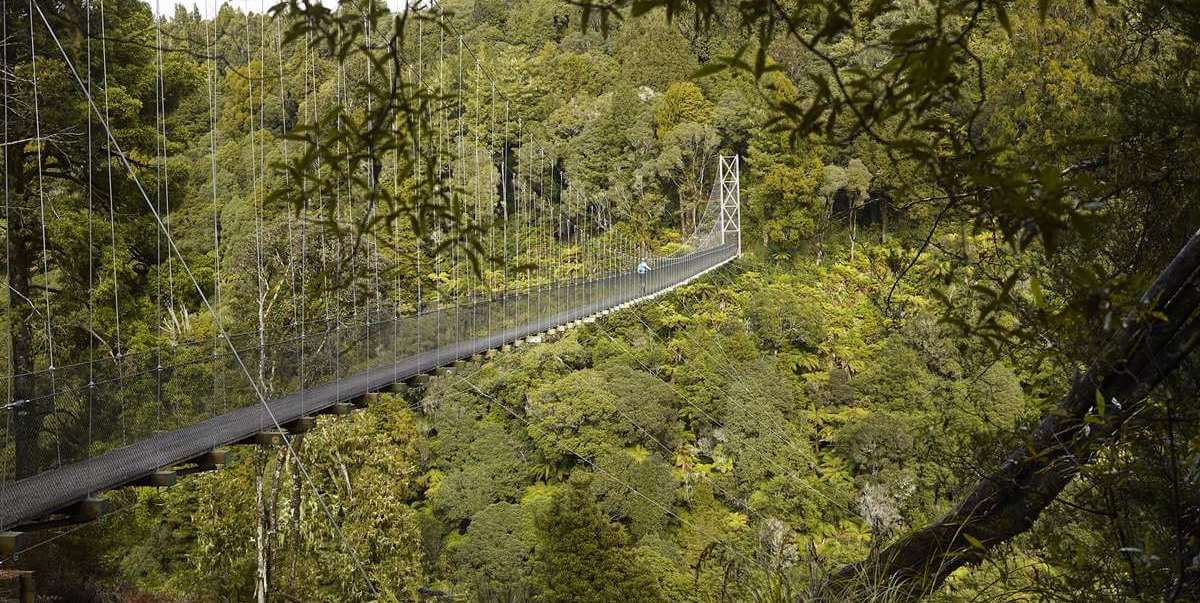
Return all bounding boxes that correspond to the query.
[4,0,1200,600]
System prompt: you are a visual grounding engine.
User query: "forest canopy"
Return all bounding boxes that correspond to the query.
[2,0,1199,600]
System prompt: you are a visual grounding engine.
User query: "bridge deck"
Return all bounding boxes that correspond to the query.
[0,244,736,531]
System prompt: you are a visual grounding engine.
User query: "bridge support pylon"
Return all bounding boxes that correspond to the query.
[18,572,34,603]
[355,392,383,407]
[0,568,35,603]
[175,450,227,476]
[237,431,286,447]
[130,470,178,488]
[719,154,742,255]
[317,402,354,417]
[1,531,19,557]
[15,496,107,532]
[284,416,318,434]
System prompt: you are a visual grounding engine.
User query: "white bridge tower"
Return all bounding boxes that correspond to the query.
[719,154,741,255]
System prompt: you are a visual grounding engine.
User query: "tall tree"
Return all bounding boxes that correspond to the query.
[531,479,660,602]
[843,159,871,262]
[836,229,1200,596]
[3,0,172,478]
[656,121,718,236]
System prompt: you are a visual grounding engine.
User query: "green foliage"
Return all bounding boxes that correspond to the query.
[531,479,660,602]
[748,135,825,252]
[612,14,699,92]
[654,81,714,138]
[450,502,537,600]
[20,0,1200,599]
[428,414,528,522]
[506,0,574,47]
[527,363,677,465]
[586,447,676,538]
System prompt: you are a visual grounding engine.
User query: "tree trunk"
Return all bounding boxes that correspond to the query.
[255,449,269,603]
[266,445,286,595]
[816,198,833,266]
[849,202,857,262]
[288,434,305,585]
[881,196,887,243]
[258,261,268,397]
[8,147,44,480]
[834,229,1200,598]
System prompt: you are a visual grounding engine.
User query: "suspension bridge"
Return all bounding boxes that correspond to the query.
[0,2,743,553]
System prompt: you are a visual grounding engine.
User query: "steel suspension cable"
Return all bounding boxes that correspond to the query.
[99,0,120,362]
[489,81,497,336]
[333,56,344,399]
[153,0,166,423]
[522,128,529,321]
[415,18,423,355]
[206,0,223,422]
[515,119,522,318]
[31,6,380,591]
[314,22,332,397]
[85,0,96,448]
[244,10,265,403]
[473,61,482,338]
[436,16,446,355]
[27,0,59,467]
[158,3,174,319]
[538,147,544,319]
[1,0,9,456]
[365,10,379,337]
[502,101,509,330]
[392,32,401,384]
[456,33,464,348]
[276,12,304,416]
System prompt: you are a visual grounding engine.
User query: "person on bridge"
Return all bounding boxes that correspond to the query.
[637,258,650,294]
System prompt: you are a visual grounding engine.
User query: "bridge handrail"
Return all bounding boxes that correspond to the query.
[0,242,737,530]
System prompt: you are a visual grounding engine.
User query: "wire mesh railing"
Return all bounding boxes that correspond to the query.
[0,241,736,530]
